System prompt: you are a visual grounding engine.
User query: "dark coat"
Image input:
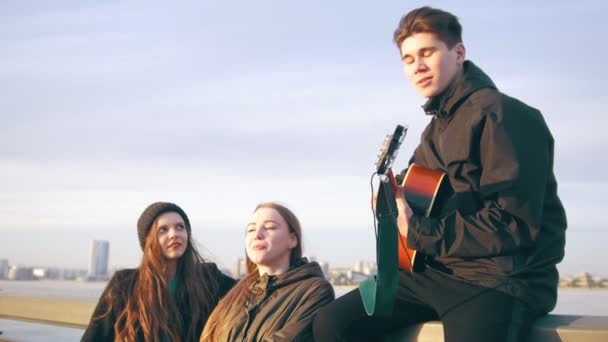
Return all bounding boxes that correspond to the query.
[81,262,235,342]
[405,61,567,314]
[213,259,334,342]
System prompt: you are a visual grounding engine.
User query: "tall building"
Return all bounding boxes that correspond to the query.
[352,259,376,275]
[233,257,247,279]
[0,259,9,279]
[318,260,330,279]
[7,266,34,280]
[88,240,110,280]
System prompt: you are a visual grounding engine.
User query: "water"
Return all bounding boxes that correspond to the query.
[2,280,606,316]
[0,319,83,342]
[1,281,607,341]
[0,280,106,301]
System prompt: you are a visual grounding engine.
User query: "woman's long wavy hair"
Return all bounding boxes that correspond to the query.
[95,211,220,342]
[200,202,303,342]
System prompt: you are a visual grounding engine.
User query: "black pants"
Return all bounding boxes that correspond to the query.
[313,267,538,342]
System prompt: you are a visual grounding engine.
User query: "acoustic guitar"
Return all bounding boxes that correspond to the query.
[360,124,451,317]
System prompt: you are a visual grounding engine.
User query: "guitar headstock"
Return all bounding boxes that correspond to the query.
[375,125,407,176]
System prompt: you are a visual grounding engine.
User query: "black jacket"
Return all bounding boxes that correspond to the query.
[81,263,235,342]
[208,259,334,342]
[405,61,567,313]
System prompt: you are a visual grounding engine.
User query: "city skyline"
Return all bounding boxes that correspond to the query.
[1,226,606,278]
[2,1,607,277]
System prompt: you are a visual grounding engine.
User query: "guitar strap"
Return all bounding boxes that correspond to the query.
[359,180,399,316]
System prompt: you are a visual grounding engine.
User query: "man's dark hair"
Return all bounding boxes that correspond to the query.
[393,6,462,48]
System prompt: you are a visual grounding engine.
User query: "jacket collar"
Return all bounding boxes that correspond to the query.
[245,258,324,309]
[422,60,497,119]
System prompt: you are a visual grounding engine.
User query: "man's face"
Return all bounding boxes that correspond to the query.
[400,32,465,98]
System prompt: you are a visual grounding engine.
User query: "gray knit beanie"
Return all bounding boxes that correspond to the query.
[136,202,191,250]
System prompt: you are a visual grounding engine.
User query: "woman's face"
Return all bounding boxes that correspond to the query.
[156,212,189,261]
[245,207,297,272]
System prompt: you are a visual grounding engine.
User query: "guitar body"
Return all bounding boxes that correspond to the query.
[397,163,452,272]
[397,234,417,272]
[402,164,449,217]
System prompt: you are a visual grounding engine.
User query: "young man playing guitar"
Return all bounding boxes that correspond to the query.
[313,6,567,342]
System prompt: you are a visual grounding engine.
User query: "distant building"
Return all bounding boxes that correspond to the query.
[233,257,247,279]
[44,268,62,280]
[88,240,110,280]
[0,259,8,279]
[32,267,48,279]
[348,271,369,284]
[559,276,575,288]
[7,266,34,280]
[328,267,353,286]
[63,268,88,281]
[352,260,376,276]
[318,261,330,278]
[352,260,364,273]
[559,272,608,288]
[574,272,594,288]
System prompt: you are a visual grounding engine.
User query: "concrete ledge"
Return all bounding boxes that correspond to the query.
[385,315,608,341]
[1,296,608,341]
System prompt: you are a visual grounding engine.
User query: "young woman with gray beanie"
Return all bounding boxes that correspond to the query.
[82,202,235,342]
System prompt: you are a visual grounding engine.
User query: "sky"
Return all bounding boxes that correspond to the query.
[1,0,607,277]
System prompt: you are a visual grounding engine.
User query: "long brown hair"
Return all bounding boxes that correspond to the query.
[200,202,302,342]
[96,211,220,341]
